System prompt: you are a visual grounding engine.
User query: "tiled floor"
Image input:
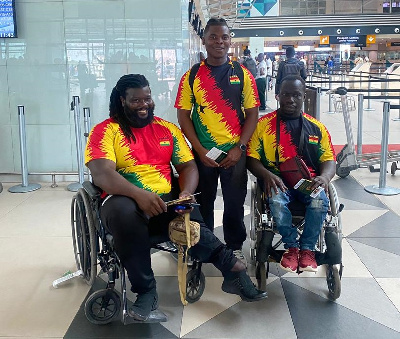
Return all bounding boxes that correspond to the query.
[1,88,400,338]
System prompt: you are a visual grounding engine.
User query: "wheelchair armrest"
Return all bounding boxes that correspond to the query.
[82,181,102,200]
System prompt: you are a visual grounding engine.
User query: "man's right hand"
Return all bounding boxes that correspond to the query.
[197,147,219,167]
[263,171,287,197]
[135,190,167,217]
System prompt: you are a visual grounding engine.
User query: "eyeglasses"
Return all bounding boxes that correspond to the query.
[280,92,304,100]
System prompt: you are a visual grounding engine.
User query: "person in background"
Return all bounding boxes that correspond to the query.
[175,17,259,267]
[275,46,307,95]
[255,53,267,111]
[265,54,273,91]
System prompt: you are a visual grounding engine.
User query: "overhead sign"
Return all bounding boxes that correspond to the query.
[281,44,294,49]
[320,36,329,45]
[366,35,376,44]
[391,42,400,46]
[330,35,367,45]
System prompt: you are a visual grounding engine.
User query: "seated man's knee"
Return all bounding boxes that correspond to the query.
[309,192,329,212]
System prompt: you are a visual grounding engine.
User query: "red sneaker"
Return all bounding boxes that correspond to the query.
[299,250,318,272]
[280,248,299,273]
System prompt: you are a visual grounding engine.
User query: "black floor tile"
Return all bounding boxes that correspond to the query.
[64,279,178,339]
[282,279,400,339]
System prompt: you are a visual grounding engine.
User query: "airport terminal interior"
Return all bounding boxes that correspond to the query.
[1,0,400,338]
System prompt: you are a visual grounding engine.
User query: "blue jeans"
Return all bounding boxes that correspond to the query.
[268,188,329,251]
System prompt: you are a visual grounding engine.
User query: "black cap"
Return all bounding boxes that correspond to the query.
[244,49,251,56]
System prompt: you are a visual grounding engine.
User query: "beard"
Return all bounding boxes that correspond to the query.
[124,105,155,128]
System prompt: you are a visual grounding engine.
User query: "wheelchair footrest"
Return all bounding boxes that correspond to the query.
[124,309,168,324]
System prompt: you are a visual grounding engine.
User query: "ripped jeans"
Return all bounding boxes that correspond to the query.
[268,188,329,251]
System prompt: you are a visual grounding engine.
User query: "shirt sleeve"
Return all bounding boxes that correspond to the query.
[241,65,260,109]
[165,122,194,166]
[174,69,194,111]
[247,122,262,161]
[319,124,336,163]
[84,121,117,165]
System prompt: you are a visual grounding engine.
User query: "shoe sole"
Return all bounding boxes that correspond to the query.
[299,266,318,272]
[279,263,298,273]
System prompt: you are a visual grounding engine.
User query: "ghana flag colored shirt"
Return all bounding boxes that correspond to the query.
[247,111,335,177]
[85,117,193,195]
[175,59,260,153]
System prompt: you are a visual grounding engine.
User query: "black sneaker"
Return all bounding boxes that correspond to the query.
[128,288,158,321]
[222,270,268,302]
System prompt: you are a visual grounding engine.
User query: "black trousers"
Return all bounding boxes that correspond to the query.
[100,195,236,294]
[194,151,248,250]
[256,77,267,110]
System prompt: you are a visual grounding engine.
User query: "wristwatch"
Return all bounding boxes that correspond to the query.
[238,143,247,152]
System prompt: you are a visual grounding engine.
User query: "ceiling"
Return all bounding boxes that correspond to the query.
[194,0,250,28]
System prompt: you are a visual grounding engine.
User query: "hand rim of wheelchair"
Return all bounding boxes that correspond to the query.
[84,289,121,325]
[71,188,98,286]
[185,269,205,303]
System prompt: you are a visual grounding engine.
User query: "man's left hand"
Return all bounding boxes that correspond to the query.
[218,146,242,169]
[175,190,195,214]
[310,175,330,192]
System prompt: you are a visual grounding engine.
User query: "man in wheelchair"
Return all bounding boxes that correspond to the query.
[246,75,336,273]
[84,74,267,322]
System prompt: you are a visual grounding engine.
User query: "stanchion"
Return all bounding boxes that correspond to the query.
[315,87,321,120]
[327,76,335,114]
[392,99,400,122]
[67,96,85,192]
[83,107,91,139]
[364,75,375,111]
[365,101,400,196]
[384,73,388,96]
[83,107,92,181]
[356,94,364,156]
[359,71,363,89]
[9,106,41,193]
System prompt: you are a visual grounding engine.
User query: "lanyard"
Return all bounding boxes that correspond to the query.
[275,112,305,168]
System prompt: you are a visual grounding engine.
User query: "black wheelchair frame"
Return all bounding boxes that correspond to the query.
[71,181,205,325]
[249,179,344,300]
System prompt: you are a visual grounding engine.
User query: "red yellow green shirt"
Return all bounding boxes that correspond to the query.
[247,111,336,177]
[85,117,193,195]
[174,60,260,152]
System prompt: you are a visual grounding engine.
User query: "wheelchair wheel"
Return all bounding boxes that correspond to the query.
[256,262,267,291]
[326,264,341,300]
[71,188,97,286]
[84,289,121,325]
[250,181,262,264]
[186,269,205,303]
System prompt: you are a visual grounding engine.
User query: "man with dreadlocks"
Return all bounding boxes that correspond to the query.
[85,74,267,322]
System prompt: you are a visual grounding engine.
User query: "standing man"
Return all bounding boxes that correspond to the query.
[175,17,260,266]
[275,46,307,95]
[265,54,273,91]
[255,53,267,111]
[242,48,257,78]
[247,75,335,273]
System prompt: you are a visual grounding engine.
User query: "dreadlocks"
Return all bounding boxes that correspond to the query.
[109,74,150,142]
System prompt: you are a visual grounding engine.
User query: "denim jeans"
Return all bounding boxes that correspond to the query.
[268,188,329,251]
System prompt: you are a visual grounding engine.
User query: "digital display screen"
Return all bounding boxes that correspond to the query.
[0,0,17,38]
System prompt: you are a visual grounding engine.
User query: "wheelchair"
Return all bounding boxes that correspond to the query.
[249,178,344,300]
[70,181,206,325]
